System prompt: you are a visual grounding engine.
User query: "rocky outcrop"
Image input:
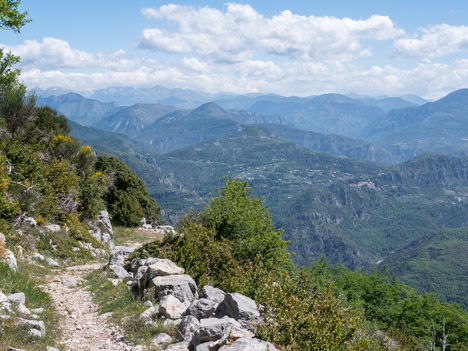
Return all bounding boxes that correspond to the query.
[215,293,261,332]
[0,290,47,339]
[218,337,278,350]
[0,247,18,271]
[88,210,114,248]
[107,251,274,351]
[108,246,135,281]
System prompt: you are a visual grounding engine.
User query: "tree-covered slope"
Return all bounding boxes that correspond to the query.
[261,124,399,163]
[137,102,244,151]
[92,103,176,138]
[155,126,382,208]
[360,89,468,156]
[250,93,385,136]
[384,227,468,310]
[276,152,468,268]
[36,92,119,126]
[68,119,159,155]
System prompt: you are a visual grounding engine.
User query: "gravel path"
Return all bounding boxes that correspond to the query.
[44,264,141,351]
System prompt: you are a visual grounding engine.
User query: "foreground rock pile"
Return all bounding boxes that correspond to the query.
[109,246,278,351]
[0,291,46,338]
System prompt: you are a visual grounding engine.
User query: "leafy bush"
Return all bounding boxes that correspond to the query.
[96,154,161,227]
[134,219,248,293]
[308,263,468,350]
[254,270,390,351]
[202,177,292,273]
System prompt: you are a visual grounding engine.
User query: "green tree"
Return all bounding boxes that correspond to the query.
[0,0,30,32]
[96,154,161,227]
[202,177,291,272]
[0,49,21,93]
[1,0,30,93]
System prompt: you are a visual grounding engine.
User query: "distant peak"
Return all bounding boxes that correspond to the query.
[438,88,468,103]
[310,93,362,105]
[192,102,229,116]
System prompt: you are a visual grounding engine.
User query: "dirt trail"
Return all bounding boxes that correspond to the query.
[43,264,138,351]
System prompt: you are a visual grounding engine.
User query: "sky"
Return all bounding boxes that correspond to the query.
[1,0,468,99]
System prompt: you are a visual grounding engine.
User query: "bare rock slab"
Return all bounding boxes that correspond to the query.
[150,274,198,305]
[159,295,188,319]
[218,337,279,351]
[186,298,217,319]
[216,293,261,332]
[200,286,226,304]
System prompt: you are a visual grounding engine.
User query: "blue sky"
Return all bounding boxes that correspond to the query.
[2,0,468,98]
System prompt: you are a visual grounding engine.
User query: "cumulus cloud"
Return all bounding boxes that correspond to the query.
[3,3,466,100]
[17,52,468,100]
[1,37,140,70]
[393,24,468,59]
[139,3,403,62]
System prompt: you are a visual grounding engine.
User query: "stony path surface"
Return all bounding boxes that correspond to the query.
[43,264,139,351]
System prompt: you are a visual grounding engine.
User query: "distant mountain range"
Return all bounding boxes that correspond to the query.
[68,115,468,309]
[360,89,468,158]
[36,93,119,126]
[35,87,468,164]
[92,103,176,138]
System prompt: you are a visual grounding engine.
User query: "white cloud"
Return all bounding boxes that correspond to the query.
[1,37,139,70]
[139,3,403,62]
[2,4,466,101]
[17,53,468,100]
[393,24,468,59]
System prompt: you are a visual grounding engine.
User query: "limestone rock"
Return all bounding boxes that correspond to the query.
[216,293,261,332]
[143,300,154,309]
[163,318,182,327]
[33,252,45,261]
[159,295,188,319]
[44,224,61,233]
[177,315,200,341]
[17,318,46,337]
[109,246,135,266]
[0,291,7,303]
[46,257,60,267]
[153,332,172,347]
[164,341,190,351]
[109,264,133,282]
[200,286,226,304]
[150,274,198,305]
[147,259,185,276]
[134,258,185,290]
[139,306,158,324]
[0,232,5,245]
[218,337,279,351]
[154,225,176,235]
[8,292,25,305]
[17,303,31,315]
[191,317,250,346]
[2,249,17,271]
[186,298,217,320]
[24,217,37,227]
[88,210,114,248]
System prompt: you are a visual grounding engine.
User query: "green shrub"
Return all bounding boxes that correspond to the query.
[254,270,390,351]
[202,177,292,273]
[134,219,248,292]
[96,154,161,227]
